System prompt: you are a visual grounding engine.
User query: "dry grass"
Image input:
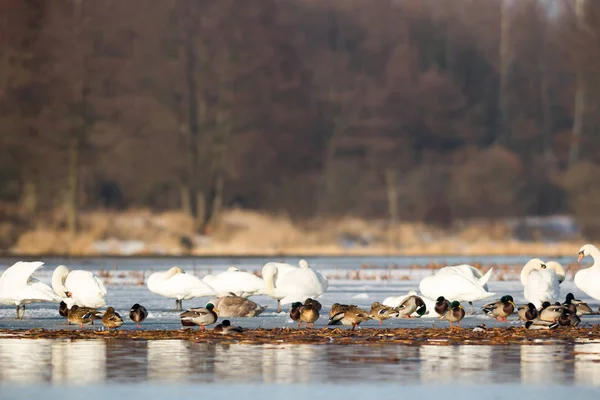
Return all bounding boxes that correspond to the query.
[8,208,586,256]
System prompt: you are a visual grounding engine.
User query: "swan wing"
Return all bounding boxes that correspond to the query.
[207,270,264,297]
[64,270,107,307]
[419,273,495,302]
[0,261,45,285]
[524,270,559,306]
[165,273,216,299]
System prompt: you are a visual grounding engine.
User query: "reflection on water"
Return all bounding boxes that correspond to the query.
[1,338,600,386]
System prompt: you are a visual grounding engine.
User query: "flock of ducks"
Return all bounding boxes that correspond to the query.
[1,244,600,334]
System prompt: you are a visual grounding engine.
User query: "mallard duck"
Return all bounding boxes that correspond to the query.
[213,294,267,317]
[517,303,538,321]
[68,305,102,329]
[395,295,427,318]
[59,301,69,319]
[304,298,322,312]
[369,302,398,324]
[434,296,450,319]
[101,307,124,331]
[330,303,355,318]
[558,307,581,327]
[563,293,593,317]
[300,301,320,328]
[443,301,465,329]
[325,305,371,331]
[129,303,148,328]
[213,319,244,334]
[525,318,559,330]
[180,303,218,330]
[473,324,488,332]
[538,301,563,322]
[482,295,515,322]
[290,302,303,327]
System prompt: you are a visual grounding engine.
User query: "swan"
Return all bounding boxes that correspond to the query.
[147,266,216,310]
[52,265,107,309]
[202,266,264,297]
[262,259,328,313]
[520,258,565,308]
[576,243,600,301]
[382,290,437,318]
[419,264,495,313]
[0,261,61,318]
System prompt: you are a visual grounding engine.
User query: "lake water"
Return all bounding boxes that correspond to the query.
[1,256,600,399]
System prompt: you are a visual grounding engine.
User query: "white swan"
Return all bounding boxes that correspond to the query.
[202,266,264,298]
[576,244,600,301]
[0,261,61,318]
[382,290,437,318]
[520,258,565,308]
[419,264,495,312]
[51,265,107,309]
[147,266,216,310]
[262,259,328,312]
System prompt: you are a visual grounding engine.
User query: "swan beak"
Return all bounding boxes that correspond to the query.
[540,264,547,269]
[578,252,584,263]
[65,291,73,298]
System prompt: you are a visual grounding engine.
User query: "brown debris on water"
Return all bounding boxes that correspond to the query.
[2,326,600,346]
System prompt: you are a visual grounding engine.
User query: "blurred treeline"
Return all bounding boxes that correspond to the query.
[1,0,599,235]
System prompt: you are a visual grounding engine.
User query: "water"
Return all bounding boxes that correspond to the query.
[2,256,600,398]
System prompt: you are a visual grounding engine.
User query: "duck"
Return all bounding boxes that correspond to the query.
[369,302,398,324]
[262,259,328,313]
[443,301,465,329]
[563,293,593,317]
[101,307,124,331]
[520,258,565,308]
[325,305,371,331]
[68,305,102,328]
[202,267,265,298]
[419,265,495,313]
[576,244,600,301]
[473,324,488,332]
[382,290,436,318]
[59,301,69,319]
[482,295,516,322]
[434,296,450,318]
[517,303,538,321]
[51,265,107,309]
[538,301,563,322]
[525,319,559,330]
[558,307,581,327]
[147,267,216,311]
[330,303,355,318]
[180,303,218,330]
[129,303,148,328]
[395,294,427,318]
[0,261,62,319]
[211,294,267,317]
[213,320,244,334]
[304,298,322,312]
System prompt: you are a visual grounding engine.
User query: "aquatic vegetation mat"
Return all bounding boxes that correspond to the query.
[2,326,600,345]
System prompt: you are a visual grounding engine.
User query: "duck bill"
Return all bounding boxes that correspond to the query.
[578,253,584,263]
[509,301,516,308]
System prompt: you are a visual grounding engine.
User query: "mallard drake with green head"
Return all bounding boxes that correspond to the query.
[369,302,397,324]
[68,305,102,329]
[129,303,148,328]
[213,319,244,334]
[325,305,371,331]
[482,295,515,322]
[180,303,218,330]
[101,307,124,331]
[443,301,465,329]
[517,303,538,321]
[563,293,593,317]
[395,295,427,318]
[538,301,563,322]
[434,296,450,319]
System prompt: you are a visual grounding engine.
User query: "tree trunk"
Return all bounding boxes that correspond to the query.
[21,179,37,215]
[184,35,200,221]
[498,0,512,147]
[180,184,191,215]
[67,136,79,235]
[569,0,587,167]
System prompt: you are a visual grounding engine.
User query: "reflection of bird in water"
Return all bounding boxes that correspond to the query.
[129,303,148,328]
[180,303,218,330]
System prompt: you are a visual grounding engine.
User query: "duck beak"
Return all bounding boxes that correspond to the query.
[459,305,464,309]
[214,308,219,313]
[578,252,584,263]
[510,301,516,307]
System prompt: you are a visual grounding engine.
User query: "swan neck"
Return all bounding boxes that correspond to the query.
[263,268,276,294]
[589,247,600,267]
[51,268,68,297]
[520,261,537,286]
